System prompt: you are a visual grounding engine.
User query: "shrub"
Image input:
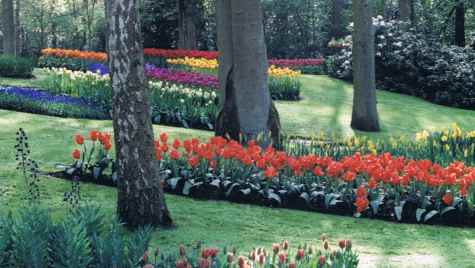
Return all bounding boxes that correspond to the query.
[327,17,475,110]
[0,55,34,78]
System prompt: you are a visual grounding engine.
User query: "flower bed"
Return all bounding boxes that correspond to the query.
[37,68,217,129]
[268,58,326,75]
[145,65,301,101]
[53,130,475,227]
[285,123,475,167]
[0,201,359,267]
[0,86,107,119]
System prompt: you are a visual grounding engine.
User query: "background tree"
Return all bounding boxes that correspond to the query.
[106,0,172,228]
[216,0,281,147]
[2,0,16,55]
[330,0,346,39]
[351,0,380,132]
[455,1,465,46]
[399,0,412,21]
[177,0,200,49]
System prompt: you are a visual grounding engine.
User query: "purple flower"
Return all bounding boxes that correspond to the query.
[145,65,219,89]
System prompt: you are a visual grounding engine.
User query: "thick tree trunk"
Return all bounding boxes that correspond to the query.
[455,2,465,47]
[330,0,346,39]
[351,0,380,132]
[106,0,172,228]
[398,0,411,21]
[177,0,198,49]
[2,0,16,55]
[216,0,281,147]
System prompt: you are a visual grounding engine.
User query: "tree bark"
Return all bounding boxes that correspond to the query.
[330,0,346,39]
[2,0,16,55]
[215,0,281,148]
[15,0,20,55]
[106,0,172,228]
[177,0,199,49]
[398,0,411,21]
[351,0,380,132]
[455,2,465,47]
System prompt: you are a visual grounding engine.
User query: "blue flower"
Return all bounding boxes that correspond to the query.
[0,86,98,109]
[88,63,109,75]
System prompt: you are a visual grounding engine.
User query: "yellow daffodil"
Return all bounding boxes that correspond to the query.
[415,130,429,142]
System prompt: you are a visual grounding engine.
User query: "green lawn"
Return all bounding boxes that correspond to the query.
[1,111,475,268]
[277,75,475,139]
[2,72,475,267]
[1,70,475,140]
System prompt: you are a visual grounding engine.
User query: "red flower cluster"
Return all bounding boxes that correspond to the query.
[71,130,112,160]
[268,58,325,67]
[354,185,369,213]
[154,133,475,209]
[144,48,219,60]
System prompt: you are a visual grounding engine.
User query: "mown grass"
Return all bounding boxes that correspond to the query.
[1,71,475,267]
[1,70,475,140]
[0,111,475,268]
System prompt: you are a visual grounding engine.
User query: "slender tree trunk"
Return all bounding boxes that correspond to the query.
[455,2,465,47]
[399,0,411,21]
[106,0,172,228]
[15,0,20,55]
[177,0,199,49]
[330,0,346,39]
[2,0,16,55]
[351,0,380,132]
[215,0,281,147]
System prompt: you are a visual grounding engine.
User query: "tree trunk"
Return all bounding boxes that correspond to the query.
[215,0,281,148]
[398,0,411,21]
[2,0,16,55]
[177,0,198,49]
[15,0,20,55]
[351,0,380,132]
[106,0,172,229]
[330,0,346,39]
[455,2,465,47]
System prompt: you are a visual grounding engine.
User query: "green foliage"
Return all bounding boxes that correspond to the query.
[0,204,154,267]
[37,56,99,71]
[0,55,35,78]
[327,18,475,110]
[269,76,302,101]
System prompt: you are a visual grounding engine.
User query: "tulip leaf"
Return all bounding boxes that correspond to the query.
[394,206,403,221]
[424,210,439,223]
[66,167,76,175]
[182,180,193,196]
[440,206,455,216]
[167,177,180,190]
[416,208,426,222]
[324,193,338,209]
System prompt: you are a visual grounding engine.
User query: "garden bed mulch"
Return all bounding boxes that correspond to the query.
[46,170,475,228]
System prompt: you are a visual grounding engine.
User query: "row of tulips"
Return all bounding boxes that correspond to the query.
[40,48,219,62]
[140,237,358,268]
[166,57,305,78]
[145,64,301,100]
[285,123,475,167]
[40,68,217,129]
[60,130,475,226]
[39,48,325,74]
